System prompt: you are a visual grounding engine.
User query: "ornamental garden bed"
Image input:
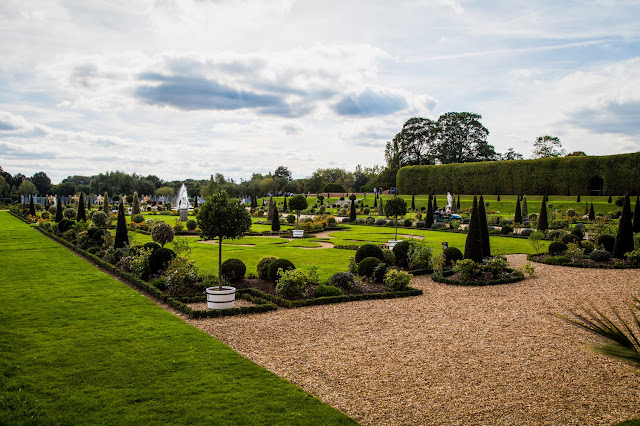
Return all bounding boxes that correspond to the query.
[527,253,640,269]
[431,268,524,286]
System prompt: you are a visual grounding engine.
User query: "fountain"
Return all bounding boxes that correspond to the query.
[176,183,189,221]
[446,192,453,215]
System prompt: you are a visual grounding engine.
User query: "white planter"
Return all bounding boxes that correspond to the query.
[292,229,304,238]
[205,286,236,309]
[388,240,402,250]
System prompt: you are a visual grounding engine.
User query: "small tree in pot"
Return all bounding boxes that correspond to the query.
[288,194,308,229]
[197,190,252,289]
[385,197,407,241]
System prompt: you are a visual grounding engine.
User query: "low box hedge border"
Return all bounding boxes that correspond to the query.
[431,269,524,286]
[527,253,640,269]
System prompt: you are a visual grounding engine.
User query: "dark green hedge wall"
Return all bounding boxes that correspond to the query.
[397,152,640,195]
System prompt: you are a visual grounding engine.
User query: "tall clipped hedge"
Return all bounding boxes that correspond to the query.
[397,153,640,195]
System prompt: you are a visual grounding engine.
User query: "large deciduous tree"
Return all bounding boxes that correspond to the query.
[31,171,52,195]
[436,112,497,164]
[532,135,565,158]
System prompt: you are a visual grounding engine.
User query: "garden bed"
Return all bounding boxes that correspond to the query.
[431,268,524,286]
[527,253,640,269]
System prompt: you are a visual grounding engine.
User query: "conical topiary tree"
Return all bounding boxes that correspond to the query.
[612,194,634,259]
[373,194,377,209]
[87,195,91,211]
[633,195,640,233]
[103,192,109,213]
[478,195,490,257]
[411,193,415,211]
[497,193,501,202]
[608,194,612,203]
[132,191,141,215]
[29,195,35,216]
[77,193,86,221]
[589,202,595,221]
[114,201,129,249]
[55,195,63,222]
[577,194,581,203]
[378,196,384,216]
[283,195,288,212]
[267,195,275,222]
[464,196,484,263]
[514,196,522,223]
[426,193,434,226]
[522,196,528,218]
[271,205,281,231]
[432,192,437,211]
[349,199,357,222]
[538,198,549,231]
[456,195,461,210]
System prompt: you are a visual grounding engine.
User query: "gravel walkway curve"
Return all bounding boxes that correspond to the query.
[187,255,640,425]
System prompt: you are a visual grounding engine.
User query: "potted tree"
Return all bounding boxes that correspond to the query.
[385,197,407,249]
[197,190,252,309]
[288,194,308,237]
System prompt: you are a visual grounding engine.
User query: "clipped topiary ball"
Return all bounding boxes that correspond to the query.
[256,255,278,280]
[221,258,246,282]
[520,228,534,237]
[329,271,355,291]
[314,284,343,297]
[443,247,463,265]
[143,242,161,252]
[148,247,176,276]
[500,224,513,235]
[590,249,612,262]
[355,243,385,264]
[392,240,410,268]
[570,227,585,240]
[267,258,295,282]
[382,249,396,266]
[548,241,568,255]
[561,233,581,245]
[596,234,616,253]
[131,214,145,224]
[357,257,386,282]
[186,219,197,231]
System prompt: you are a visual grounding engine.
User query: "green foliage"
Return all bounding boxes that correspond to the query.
[431,251,446,275]
[323,182,346,193]
[132,191,141,215]
[271,205,281,231]
[590,249,612,262]
[561,233,580,245]
[275,267,317,298]
[565,243,584,263]
[483,255,509,278]
[268,258,295,282]
[164,257,200,297]
[186,219,197,230]
[129,247,153,279]
[548,241,568,254]
[397,152,640,196]
[383,268,413,291]
[55,196,63,222]
[357,257,386,281]
[286,214,296,224]
[314,284,343,297]
[443,246,463,264]
[329,271,355,291]
[597,234,616,253]
[392,240,410,268]
[500,224,513,235]
[538,199,549,231]
[633,195,640,233]
[63,207,77,220]
[407,239,431,270]
[355,243,384,263]
[114,202,129,249]
[613,194,634,259]
[517,262,537,277]
[256,255,278,280]
[625,248,640,266]
[382,248,396,266]
[453,258,478,281]
[221,258,246,282]
[151,222,175,247]
[91,210,108,228]
[148,247,177,276]
[464,196,484,262]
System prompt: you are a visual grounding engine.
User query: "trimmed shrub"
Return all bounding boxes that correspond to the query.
[186,219,197,230]
[403,218,413,227]
[613,194,634,259]
[500,224,513,235]
[275,268,316,298]
[221,258,246,282]
[357,257,386,282]
[392,240,410,268]
[375,218,387,226]
[268,258,295,282]
[57,218,71,233]
[148,247,176,276]
[548,241,568,255]
[143,242,161,251]
[520,228,534,237]
[355,243,385,263]
[366,216,376,225]
[596,234,616,253]
[63,207,77,220]
[431,222,446,229]
[382,249,396,266]
[570,227,584,240]
[314,284,343,297]
[581,240,595,254]
[416,220,426,229]
[545,255,570,265]
[151,222,175,247]
[383,268,412,291]
[257,255,278,280]
[443,246,463,265]
[91,210,109,228]
[132,214,145,224]
[329,271,355,291]
[164,257,199,297]
[561,233,581,245]
[590,249,611,262]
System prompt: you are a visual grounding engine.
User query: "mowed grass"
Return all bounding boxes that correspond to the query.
[0,212,356,425]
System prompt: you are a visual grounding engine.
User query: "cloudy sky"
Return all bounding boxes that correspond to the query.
[1,0,639,184]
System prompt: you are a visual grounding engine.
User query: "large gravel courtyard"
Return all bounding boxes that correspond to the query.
[188,255,640,425]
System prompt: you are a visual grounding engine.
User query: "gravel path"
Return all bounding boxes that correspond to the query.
[187,255,640,425]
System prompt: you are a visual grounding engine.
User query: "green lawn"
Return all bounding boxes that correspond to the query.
[0,212,356,425]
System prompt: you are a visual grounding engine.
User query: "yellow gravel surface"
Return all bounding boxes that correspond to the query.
[187,255,640,425]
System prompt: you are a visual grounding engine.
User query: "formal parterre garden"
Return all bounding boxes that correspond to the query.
[5,190,640,424]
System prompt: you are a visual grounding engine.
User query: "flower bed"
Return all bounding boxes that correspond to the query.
[431,269,524,286]
[527,253,640,269]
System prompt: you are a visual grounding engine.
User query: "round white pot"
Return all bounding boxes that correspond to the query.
[388,240,402,250]
[205,286,236,309]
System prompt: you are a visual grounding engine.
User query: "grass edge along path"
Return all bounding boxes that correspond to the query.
[0,212,357,425]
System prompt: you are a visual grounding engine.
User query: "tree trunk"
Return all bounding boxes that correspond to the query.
[218,236,223,290]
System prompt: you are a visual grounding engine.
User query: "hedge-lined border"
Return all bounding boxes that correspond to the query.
[397,152,640,196]
[431,269,525,286]
[526,253,640,269]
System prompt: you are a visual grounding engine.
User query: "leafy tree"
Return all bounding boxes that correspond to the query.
[114,202,129,249]
[436,112,497,164]
[349,199,357,222]
[384,117,438,167]
[532,135,565,158]
[273,165,292,181]
[197,191,252,288]
[538,199,549,231]
[478,196,490,257]
[464,196,484,262]
[501,148,523,161]
[156,186,175,198]
[77,193,86,221]
[0,175,8,197]
[384,197,407,240]
[633,195,640,233]
[31,171,52,195]
[138,179,156,196]
[132,191,141,215]
[151,222,174,247]
[288,194,308,229]
[17,180,37,196]
[271,205,281,231]
[514,196,522,223]
[612,194,634,259]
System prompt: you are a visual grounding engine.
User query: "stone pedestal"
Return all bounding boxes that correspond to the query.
[179,209,188,221]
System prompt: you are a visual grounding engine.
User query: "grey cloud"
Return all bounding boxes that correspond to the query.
[334,89,408,116]
[0,121,17,130]
[136,74,290,113]
[566,101,640,135]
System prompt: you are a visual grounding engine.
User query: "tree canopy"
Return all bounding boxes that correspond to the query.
[532,135,565,158]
